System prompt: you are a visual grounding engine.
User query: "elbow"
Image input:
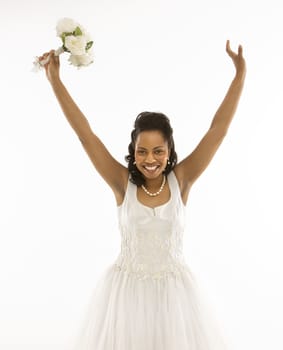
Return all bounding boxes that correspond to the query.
[210,125,228,141]
[77,128,94,145]
[79,137,85,145]
[221,128,228,138]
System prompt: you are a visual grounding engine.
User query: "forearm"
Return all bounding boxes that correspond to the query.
[210,70,246,132]
[49,77,92,142]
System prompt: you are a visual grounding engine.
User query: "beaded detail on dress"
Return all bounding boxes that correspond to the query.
[114,171,189,280]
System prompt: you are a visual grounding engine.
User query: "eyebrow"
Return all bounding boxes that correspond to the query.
[136,146,165,150]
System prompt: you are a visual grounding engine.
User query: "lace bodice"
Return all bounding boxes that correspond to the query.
[114,171,189,280]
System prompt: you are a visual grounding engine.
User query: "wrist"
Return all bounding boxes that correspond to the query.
[48,74,61,86]
[235,66,246,82]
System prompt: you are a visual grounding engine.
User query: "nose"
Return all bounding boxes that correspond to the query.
[145,152,155,163]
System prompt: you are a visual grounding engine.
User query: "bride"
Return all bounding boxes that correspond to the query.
[38,40,246,350]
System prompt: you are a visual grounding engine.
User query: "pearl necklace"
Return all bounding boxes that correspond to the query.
[141,175,166,197]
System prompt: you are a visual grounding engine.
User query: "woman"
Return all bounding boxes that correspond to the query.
[39,40,246,350]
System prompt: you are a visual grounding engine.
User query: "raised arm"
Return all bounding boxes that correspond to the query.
[175,40,246,202]
[39,50,128,205]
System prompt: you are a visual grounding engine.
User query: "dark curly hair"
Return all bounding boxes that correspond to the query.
[125,111,178,186]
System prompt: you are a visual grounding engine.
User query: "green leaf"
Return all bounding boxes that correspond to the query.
[62,45,70,53]
[61,32,73,45]
[73,26,83,36]
[86,41,93,51]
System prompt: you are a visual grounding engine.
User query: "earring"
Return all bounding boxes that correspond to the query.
[133,161,136,165]
[167,159,171,165]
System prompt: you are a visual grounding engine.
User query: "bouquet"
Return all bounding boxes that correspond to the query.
[33,18,94,72]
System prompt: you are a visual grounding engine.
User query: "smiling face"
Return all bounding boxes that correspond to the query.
[134,130,170,180]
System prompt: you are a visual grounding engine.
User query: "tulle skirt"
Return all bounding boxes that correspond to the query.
[71,263,229,350]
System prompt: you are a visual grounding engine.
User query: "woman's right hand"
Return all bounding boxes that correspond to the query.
[38,50,60,83]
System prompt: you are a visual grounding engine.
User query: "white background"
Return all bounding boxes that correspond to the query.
[1,0,282,349]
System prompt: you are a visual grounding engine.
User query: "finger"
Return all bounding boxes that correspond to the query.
[49,50,56,58]
[38,52,48,61]
[54,54,60,64]
[38,52,51,63]
[238,44,243,57]
[49,51,60,65]
[42,50,53,58]
[226,39,230,53]
[43,50,57,66]
[226,39,234,57]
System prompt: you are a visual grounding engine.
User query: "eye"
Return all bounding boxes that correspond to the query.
[154,149,164,155]
[137,149,146,155]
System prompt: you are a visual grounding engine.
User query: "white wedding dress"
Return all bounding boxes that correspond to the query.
[72,171,229,350]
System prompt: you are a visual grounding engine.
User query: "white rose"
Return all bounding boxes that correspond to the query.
[68,52,94,67]
[56,18,79,37]
[64,35,87,55]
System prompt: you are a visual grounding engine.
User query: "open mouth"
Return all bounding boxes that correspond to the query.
[143,165,160,173]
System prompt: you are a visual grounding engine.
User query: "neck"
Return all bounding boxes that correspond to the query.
[144,174,164,190]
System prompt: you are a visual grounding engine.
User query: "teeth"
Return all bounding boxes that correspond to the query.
[144,166,158,171]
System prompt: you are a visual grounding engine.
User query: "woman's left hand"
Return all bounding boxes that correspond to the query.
[226,40,246,76]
